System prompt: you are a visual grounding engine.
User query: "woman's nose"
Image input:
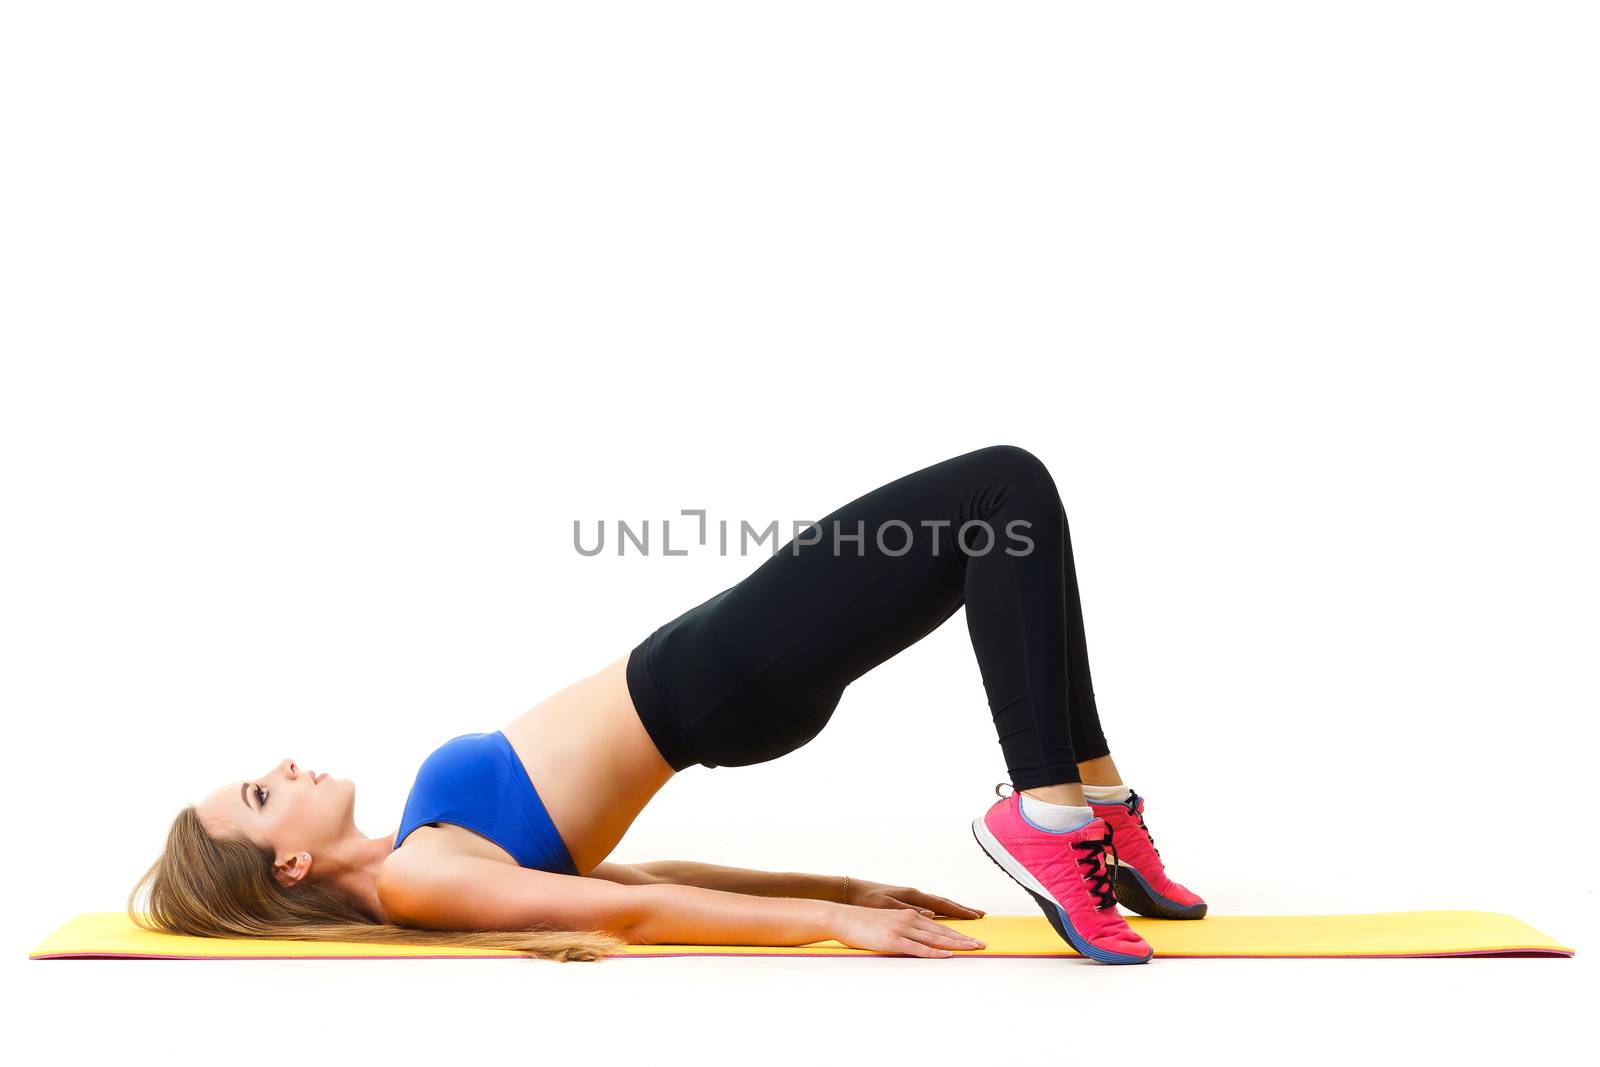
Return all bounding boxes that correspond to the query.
[283,759,298,778]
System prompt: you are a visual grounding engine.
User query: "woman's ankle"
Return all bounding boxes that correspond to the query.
[1077,753,1123,787]
[1021,783,1086,807]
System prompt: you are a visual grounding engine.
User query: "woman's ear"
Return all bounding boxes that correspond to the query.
[274,851,313,888]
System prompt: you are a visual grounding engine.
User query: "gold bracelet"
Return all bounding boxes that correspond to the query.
[842,874,850,905]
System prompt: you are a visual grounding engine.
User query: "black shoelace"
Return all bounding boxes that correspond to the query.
[1123,790,1161,859]
[1072,834,1119,910]
[994,782,1123,910]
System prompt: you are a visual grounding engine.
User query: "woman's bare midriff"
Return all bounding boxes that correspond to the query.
[504,654,677,872]
[387,654,677,875]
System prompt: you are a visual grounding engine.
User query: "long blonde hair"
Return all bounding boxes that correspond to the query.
[129,806,623,962]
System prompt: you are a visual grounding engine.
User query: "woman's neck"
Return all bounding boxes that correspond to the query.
[317,832,398,921]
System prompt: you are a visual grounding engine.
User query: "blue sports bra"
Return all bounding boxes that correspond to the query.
[393,730,578,876]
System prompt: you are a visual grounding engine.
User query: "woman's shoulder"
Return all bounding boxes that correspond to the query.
[386,822,519,875]
[378,829,489,923]
[378,828,604,932]
[376,843,429,925]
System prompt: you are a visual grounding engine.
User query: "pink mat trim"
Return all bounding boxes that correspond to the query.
[33,947,1575,961]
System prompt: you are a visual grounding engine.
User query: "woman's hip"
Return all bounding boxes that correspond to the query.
[625,590,845,770]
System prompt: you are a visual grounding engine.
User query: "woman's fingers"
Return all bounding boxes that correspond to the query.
[918,930,985,951]
[892,925,983,957]
[891,890,986,918]
[885,896,936,916]
[910,914,986,950]
[896,907,986,946]
[930,897,986,918]
[911,892,986,919]
[892,937,953,959]
[847,910,983,957]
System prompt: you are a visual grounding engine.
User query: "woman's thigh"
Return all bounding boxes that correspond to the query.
[704,448,1055,749]
[643,446,1056,768]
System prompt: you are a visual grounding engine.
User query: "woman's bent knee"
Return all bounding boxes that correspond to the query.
[973,444,1054,487]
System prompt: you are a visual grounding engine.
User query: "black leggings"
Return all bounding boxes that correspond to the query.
[625,445,1110,789]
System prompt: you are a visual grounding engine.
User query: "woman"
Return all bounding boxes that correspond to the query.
[134,446,1206,964]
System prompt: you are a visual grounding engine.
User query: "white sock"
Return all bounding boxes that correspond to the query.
[1018,792,1095,833]
[1082,783,1132,804]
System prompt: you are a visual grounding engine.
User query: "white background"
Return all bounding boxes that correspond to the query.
[3,2,1595,1063]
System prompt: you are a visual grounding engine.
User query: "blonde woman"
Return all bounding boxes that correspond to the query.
[137,446,1205,963]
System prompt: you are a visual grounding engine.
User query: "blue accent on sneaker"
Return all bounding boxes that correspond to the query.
[1016,798,1094,834]
[1044,898,1154,965]
[969,822,1153,966]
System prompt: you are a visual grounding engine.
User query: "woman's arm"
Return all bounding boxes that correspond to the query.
[379,851,983,957]
[623,883,982,956]
[622,860,846,904]
[588,860,984,918]
[382,850,823,943]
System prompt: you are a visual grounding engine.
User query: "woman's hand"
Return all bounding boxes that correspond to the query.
[846,877,986,919]
[827,904,987,958]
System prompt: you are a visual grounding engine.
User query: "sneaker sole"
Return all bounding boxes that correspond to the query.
[970,816,1153,965]
[1111,863,1208,920]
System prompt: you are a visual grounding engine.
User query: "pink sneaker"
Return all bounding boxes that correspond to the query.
[971,786,1153,964]
[1090,791,1208,920]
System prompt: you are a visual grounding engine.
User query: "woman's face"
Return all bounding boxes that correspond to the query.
[195,758,358,873]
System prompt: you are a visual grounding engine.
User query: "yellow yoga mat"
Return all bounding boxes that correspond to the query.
[30,911,1572,960]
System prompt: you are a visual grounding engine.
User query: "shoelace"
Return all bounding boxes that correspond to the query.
[994,783,1119,910]
[1123,790,1161,860]
[1072,833,1119,910]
